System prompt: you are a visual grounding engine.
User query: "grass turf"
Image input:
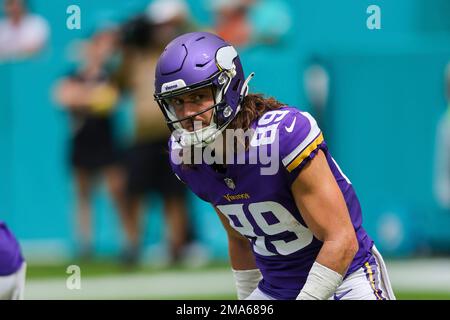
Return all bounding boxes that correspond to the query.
[26,259,230,279]
[24,260,450,300]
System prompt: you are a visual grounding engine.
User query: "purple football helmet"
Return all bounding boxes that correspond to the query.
[154,31,254,147]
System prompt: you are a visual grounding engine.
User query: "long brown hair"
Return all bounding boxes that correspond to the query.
[228,93,285,131]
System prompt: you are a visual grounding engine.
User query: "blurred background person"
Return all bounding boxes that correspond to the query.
[0,221,25,300]
[304,56,330,133]
[54,28,127,260]
[211,0,291,48]
[114,0,197,266]
[0,0,49,60]
[145,0,195,48]
[212,0,252,48]
[434,62,450,209]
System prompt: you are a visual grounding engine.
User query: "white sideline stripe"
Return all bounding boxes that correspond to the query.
[24,270,236,300]
[281,112,320,167]
[385,259,450,292]
[24,260,450,299]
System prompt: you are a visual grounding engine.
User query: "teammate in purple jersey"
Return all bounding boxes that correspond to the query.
[0,221,26,299]
[154,31,395,300]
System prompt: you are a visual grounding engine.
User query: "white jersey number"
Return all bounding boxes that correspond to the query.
[217,201,314,256]
[250,110,289,147]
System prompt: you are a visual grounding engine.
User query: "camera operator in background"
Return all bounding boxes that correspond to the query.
[114,0,197,266]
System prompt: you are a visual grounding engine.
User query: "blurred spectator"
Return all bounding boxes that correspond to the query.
[114,1,197,266]
[304,56,330,131]
[211,0,291,48]
[0,0,49,60]
[304,61,330,112]
[434,62,450,208]
[212,0,252,47]
[146,0,195,48]
[54,29,127,260]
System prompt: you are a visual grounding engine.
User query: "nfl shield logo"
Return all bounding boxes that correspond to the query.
[224,178,236,190]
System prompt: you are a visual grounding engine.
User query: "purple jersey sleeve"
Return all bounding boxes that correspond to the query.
[277,108,327,185]
[0,222,24,276]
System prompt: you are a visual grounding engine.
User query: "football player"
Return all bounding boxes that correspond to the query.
[0,221,26,300]
[154,32,395,300]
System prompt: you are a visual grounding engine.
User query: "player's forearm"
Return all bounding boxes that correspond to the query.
[228,237,257,270]
[228,237,261,300]
[297,233,358,300]
[315,233,359,276]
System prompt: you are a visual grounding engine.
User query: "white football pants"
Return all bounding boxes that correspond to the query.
[246,246,396,300]
[0,262,26,300]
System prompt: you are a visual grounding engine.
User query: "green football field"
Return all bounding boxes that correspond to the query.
[23,259,450,300]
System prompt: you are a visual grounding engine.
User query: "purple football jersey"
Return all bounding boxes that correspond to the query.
[169,106,374,300]
[0,221,24,276]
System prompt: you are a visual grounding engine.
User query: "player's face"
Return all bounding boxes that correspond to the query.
[166,87,215,131]
[5,0,24,17]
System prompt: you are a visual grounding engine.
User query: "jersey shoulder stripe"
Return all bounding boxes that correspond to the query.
[286,132,324,172]
[281,111,322,170]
